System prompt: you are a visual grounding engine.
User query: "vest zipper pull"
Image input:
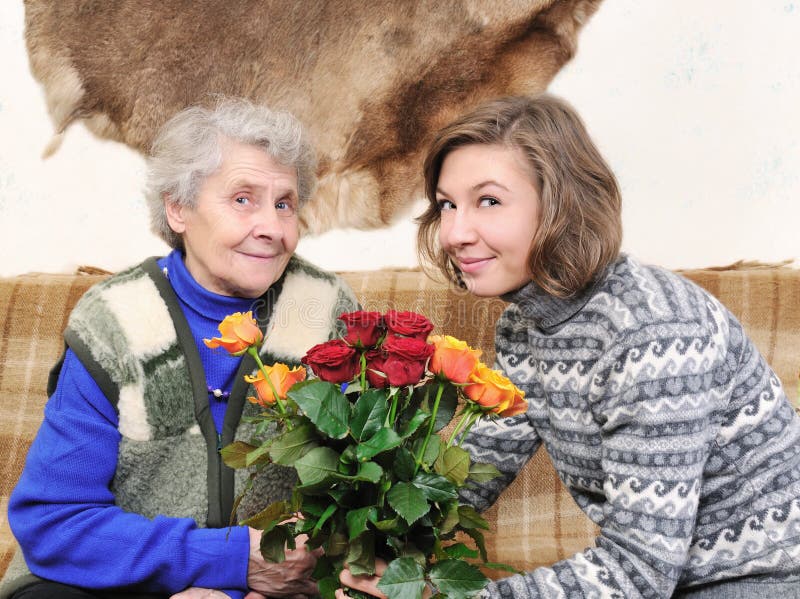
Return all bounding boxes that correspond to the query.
[216,433,223,452]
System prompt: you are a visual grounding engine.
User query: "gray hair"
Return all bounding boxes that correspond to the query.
[145,97,317,248]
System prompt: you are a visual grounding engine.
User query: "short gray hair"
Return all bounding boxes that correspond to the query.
[145,97,317,248]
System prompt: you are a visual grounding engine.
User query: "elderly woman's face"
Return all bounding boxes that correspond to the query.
[165,140,300,298]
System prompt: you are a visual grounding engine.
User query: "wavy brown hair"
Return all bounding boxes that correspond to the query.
[417,95,622,298]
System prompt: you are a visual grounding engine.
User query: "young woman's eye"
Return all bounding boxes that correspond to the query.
[479,196,500,207]
[437,199,455,211]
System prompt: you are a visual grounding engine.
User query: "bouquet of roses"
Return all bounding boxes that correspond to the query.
[205,310,527,599]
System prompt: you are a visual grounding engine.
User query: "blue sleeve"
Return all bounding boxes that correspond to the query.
[8,349,251,594]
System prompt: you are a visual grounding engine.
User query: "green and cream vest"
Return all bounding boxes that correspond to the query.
[57,254,358,527]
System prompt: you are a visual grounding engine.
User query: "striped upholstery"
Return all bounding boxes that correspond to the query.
[1,265,798,578]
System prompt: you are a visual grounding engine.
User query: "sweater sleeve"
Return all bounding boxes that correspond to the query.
[8,349,251,594]
[458,412,542,512]
[481,328,729,598]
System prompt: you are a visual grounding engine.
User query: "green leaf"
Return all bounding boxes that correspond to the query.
[295,446,341,491]
[442,543,479,559]
[289,380,350,439]
[435,446,470,486]
[422,434,442,465]
[259,525,292,563]
[400,409,429,439]
[325,531,349,557]
[393,447,417,482]
[412,473,457,502]
[432,382,459,432]
[346,531,376,576]
[351,388,390,441]
[376,557,426,599]
[457,505,490,530]
[240,500,292,531]
[461,527,487,562]
[346,506,377,540]
[428,559,488,599]
[220,440,259,469]
[372,515,401,532]
[299,495,330,517]
[312,503,338,537]
[356,427,403,461]
[355,460,383,483]
[468,462,501,483]
[439,502,460,535]
[316,576,339,599]
[387,481,430,525]
[268,423,319,465]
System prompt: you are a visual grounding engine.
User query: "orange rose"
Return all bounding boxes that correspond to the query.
[203,311,263,356]
[464,363,525,416]
[245,363,306,407]
[428,335,482,384]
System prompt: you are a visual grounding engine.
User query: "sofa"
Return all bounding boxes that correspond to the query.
[1,261,799,582]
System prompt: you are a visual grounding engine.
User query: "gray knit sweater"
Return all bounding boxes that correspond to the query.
[461,255,800,598]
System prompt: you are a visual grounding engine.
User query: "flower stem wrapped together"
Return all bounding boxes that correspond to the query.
[211,309,526,599]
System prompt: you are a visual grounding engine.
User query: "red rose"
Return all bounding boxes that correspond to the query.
[380,335,434,387]
[364,348,389,389]
[384,310,434,340]
[338,311,384,347]
[301,339,359,384]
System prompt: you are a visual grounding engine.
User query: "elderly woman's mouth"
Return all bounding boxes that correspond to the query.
[239,251,278,261]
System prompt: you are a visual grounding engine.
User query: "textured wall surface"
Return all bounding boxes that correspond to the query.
[1,1,798,276]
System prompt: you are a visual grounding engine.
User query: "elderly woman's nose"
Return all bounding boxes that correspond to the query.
[252,203,284,238]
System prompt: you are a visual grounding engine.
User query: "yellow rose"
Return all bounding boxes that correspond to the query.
[203,311,263,356]
[245,363,306,407]
[428,335,482,384]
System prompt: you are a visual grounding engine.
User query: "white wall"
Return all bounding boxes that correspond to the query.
[1,1,797,277]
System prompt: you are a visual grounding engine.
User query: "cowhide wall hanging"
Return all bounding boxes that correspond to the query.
[24,0,602,234]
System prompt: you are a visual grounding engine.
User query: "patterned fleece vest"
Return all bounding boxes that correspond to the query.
[55,255,358,527]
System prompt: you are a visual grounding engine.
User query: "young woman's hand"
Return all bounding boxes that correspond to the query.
[335,559,432,599]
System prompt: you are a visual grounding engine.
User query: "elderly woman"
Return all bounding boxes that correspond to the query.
[4,99,358,599]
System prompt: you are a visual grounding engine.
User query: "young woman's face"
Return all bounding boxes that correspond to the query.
[437,144,540,297]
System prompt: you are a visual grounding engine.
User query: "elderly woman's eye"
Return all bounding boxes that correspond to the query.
[276,198,296,214]
[234,195,250,206]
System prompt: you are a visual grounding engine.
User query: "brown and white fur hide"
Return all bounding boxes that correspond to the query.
[24,0,602,233]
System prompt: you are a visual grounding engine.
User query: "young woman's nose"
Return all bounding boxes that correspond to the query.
[443,209,479,247]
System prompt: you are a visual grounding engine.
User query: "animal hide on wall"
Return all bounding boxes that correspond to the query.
[24,0,602,233]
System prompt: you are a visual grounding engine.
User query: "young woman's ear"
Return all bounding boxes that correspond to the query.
[164,194,187,234]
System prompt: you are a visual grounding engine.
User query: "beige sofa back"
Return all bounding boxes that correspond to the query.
[1,264,798,578]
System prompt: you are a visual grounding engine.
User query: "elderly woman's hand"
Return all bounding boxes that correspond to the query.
[247,526,321,597]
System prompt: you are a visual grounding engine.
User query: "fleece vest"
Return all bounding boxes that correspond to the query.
[57,255,358,527]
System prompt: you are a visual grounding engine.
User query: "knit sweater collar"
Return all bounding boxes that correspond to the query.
[501,261,614,330]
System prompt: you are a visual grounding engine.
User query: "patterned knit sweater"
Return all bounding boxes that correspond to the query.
[461,255,800,598]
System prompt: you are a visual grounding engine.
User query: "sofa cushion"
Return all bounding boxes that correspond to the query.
[1,264,798,579]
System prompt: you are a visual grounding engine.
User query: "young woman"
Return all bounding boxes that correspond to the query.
[340,95,800,598]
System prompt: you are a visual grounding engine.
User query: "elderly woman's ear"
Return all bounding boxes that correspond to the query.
[163,194,187,236]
